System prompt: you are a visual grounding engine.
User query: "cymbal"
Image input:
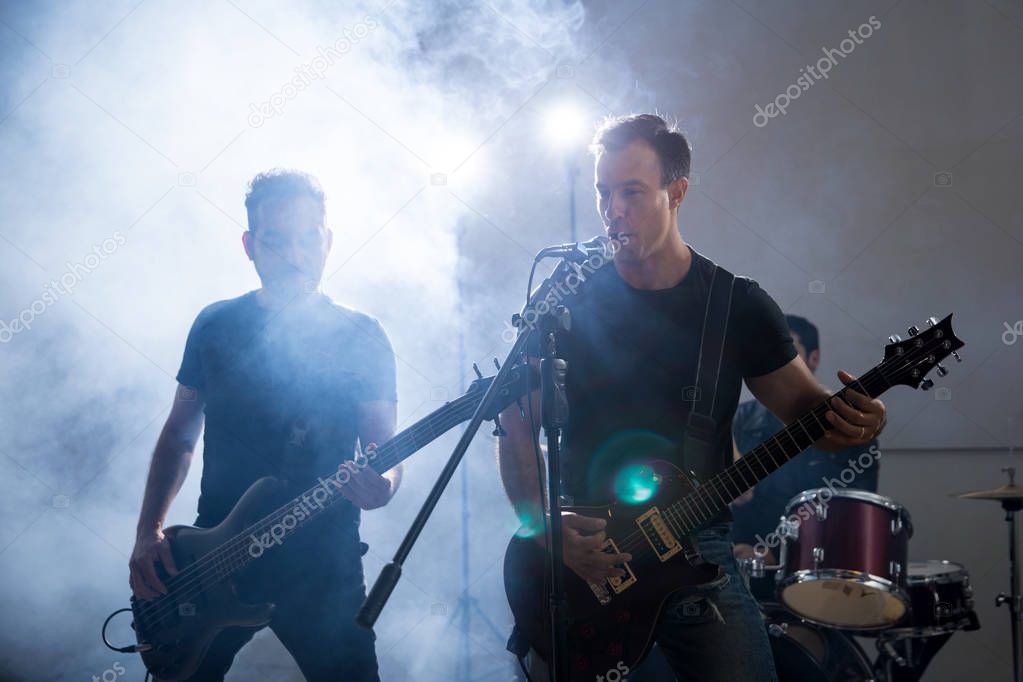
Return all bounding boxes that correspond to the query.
[955,484,1023,502]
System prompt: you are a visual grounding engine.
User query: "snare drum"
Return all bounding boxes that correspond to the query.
[886,560,979,637]
[778,489,912,630]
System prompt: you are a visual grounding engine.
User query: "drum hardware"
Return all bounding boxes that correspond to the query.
[746,554,766,579]
[954,466,1023,682]
[879,638,908,668]
[814,501,827,521]
[780,515,801,540]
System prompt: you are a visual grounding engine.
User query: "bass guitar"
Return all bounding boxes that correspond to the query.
[123,364,531,680]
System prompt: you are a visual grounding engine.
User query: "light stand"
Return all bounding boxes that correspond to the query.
[444,224,510,682]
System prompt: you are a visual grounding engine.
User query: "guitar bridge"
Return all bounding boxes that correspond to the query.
[636,506,682,562]
[603,538,636,594]
[587,537,636,603]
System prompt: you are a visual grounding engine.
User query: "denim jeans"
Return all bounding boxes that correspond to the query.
[629,523,778,682]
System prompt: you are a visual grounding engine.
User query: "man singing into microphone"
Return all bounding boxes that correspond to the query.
[497,114,886,680]
[129,169,400,681]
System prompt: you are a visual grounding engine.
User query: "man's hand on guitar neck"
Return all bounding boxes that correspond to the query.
[337,457,398,511]
[561,512,633,584]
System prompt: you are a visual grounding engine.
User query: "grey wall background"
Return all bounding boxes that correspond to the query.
[0,0,1020,680]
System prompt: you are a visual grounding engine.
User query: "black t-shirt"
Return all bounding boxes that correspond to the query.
[537,244,796,507]
[176,291,396,572]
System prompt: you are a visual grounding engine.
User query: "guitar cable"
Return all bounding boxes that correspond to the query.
[101,607,144,653]
[515,259,545,682]
[101,608,155,680]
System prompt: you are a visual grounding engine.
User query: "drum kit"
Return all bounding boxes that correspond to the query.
[740,467,1023,681]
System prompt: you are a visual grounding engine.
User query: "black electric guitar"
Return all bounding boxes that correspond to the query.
[126,364,532,681]
[504,315,964,680]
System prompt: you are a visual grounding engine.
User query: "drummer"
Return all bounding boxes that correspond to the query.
[732,315,881,564]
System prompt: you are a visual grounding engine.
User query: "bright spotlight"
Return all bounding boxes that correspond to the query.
[544,103,587,148]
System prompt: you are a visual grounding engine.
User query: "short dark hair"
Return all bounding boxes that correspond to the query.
[785,314,819,354]
[244,169,325,231]
[589,114,691,187]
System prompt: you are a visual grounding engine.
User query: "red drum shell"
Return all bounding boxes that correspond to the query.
[778,489,911,630]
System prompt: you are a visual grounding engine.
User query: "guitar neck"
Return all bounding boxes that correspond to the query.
[203,384,504,582]
[665,365,890,535]
[248,392,481,546]
[367,392,481,475]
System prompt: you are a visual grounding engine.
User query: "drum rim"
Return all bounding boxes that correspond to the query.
[778,568,910,631]
[881,621,973,638]
[784,487,912,521]
[764,610,876,679]
[906,559,969,584]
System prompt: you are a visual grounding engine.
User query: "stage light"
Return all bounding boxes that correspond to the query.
[544,103,587,148]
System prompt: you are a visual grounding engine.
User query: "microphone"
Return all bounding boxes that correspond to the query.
[534,235,618,264]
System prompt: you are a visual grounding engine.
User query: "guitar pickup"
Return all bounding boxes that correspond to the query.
[636,507,682,562]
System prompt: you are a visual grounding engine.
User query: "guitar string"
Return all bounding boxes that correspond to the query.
[607,334,945,558]
[136,394,485,625]
[137,396,481,625]
[616,370,885,556]
[614,398,839,556]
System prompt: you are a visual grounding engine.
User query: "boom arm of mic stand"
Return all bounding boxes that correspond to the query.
[356,259,579,632]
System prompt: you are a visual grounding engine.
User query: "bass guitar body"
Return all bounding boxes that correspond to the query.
[131,477,284,681]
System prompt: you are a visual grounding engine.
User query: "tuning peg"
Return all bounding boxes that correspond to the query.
[926,316,939,327]
[472,362,483,380]
[920,378,934,390]
[908,325,920,337]
[952,350,962,363]
[888,334,902,344]
[936,364,949,377]
[493,358,501,371]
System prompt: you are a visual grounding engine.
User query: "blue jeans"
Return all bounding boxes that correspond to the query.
[634,523,778,682]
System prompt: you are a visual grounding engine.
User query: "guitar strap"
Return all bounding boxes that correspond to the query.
[680,260,736,485]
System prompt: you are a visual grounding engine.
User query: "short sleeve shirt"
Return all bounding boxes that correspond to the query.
[539,245,797,507]
[177,291,396,536]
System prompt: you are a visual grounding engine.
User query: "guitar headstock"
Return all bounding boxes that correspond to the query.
[881,314,964,390]
[462,360,535,420]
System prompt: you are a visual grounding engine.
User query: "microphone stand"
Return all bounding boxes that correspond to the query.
[356,258,590,682]
[538,302,571,682]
